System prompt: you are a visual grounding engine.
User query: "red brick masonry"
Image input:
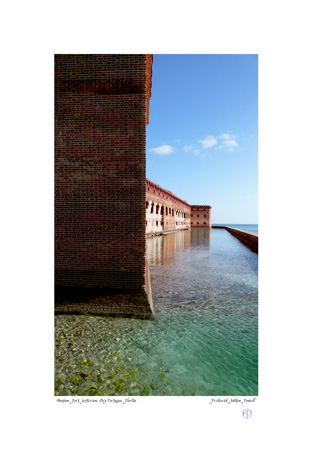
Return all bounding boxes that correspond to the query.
[190,205,212,229]
[146,179,211,234]
[55,54,153,316]
[146,178,191,234]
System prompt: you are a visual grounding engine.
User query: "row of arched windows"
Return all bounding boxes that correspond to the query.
[146,201,187,219]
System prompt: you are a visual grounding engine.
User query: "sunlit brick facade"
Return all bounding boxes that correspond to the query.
[146,179,211,235]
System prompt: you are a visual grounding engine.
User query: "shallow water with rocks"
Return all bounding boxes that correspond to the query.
[55,228,258,396]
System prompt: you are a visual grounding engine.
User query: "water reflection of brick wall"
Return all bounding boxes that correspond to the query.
[146,179,211,235]
[190,227,211,248]
[146,230,191,265]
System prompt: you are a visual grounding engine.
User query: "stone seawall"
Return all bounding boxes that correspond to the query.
[213,226,258,253]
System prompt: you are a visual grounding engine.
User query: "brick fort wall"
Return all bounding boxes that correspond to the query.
[146,178,191,234]
[55,55,153,315]
[191,205,212,228]
[145,179,212,234]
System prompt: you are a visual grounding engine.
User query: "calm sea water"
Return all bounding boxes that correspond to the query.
[213,224,258,233]
[55,228,258,396]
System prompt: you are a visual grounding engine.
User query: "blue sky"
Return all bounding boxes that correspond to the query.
[146,54,258,224]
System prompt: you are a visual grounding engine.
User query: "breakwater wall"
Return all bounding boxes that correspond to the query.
[212,226,258,253]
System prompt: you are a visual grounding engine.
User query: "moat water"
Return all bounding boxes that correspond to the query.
[55,228,258,396]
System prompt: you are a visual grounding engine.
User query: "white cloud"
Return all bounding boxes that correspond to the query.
[184,144,205,157]
[149,145,174,155]
[199,135,218,149]
[219,133,231,140]
[217,133,238,152]
[198,133,239,152]
[223,139,238,147]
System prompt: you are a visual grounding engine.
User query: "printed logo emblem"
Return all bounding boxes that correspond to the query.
[242,408,252,419]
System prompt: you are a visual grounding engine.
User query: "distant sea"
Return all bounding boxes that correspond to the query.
[213,224,258,233]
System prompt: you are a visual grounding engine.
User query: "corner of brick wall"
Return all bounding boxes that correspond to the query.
[55,54,153,316]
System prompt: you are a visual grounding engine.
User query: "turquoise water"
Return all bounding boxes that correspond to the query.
[55,228,258,396]
[213,224,258,233]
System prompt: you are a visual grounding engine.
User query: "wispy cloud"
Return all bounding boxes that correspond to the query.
[198,133,239,153]
[217,133,238,152]
[149,145,174,155]
[224,139,238,147]
[199,135,218,149]
[184,145,203,157]
[179,132,239,159]
[219,133,231,140]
